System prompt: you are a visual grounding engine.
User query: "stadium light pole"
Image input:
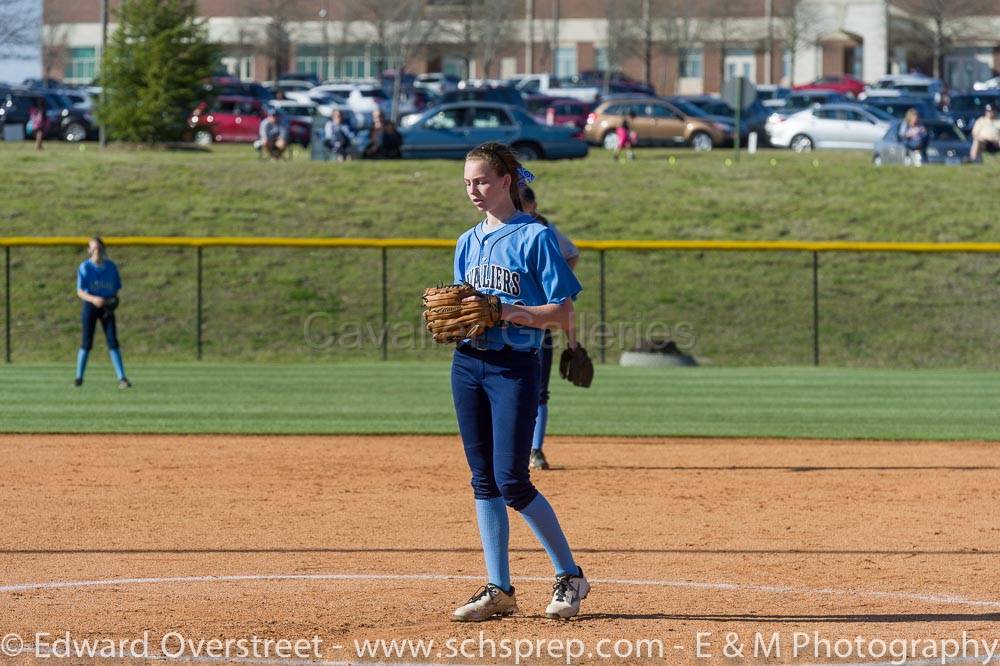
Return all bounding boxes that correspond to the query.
[99,0,108,148]
[320,1,329,82]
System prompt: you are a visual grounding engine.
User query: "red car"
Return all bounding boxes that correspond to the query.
[188,95,310,146]
[524,95,591,129]
[793,75,866,99]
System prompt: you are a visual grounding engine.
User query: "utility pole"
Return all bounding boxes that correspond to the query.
[643,0,652,87]
[551,0,559,75]
[320,0,329,81]
[525,0,534,74]
[764,0,773,85]
[99,0,108,148]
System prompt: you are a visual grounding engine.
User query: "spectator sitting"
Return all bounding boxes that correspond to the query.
[898,108,929,166]
[323,110,356,162]
[257,109,288,160]
[969,103,999,160]
[380,120,403,159]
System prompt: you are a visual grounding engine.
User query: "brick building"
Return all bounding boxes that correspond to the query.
[44,0,1000,92]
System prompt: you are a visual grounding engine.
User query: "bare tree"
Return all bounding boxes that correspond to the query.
[891,0,995,78]
[447,0,519,80]
[595,0,643,91]
[242,0,306,80]
[774,0,825,86]
[0,0,40,61]
[703,0,748,87]
[651,0,703,94]
[352,0,439,120]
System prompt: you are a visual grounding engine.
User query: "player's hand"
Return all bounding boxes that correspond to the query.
[92,296,105,308]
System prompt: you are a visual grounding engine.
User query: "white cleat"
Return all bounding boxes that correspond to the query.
[545,567,590,619]
[451,583,518,622]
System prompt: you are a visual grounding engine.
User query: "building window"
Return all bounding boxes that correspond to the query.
[781,48,791,80]
[295,45,333,79]
[555,46,577,78]
[221,55,254,81]
[65,47,97,83]
[442,57,465,79]
[724,48,755,82]
[850,46,864,78]
[595,47,608,72]
[679,48,702,78]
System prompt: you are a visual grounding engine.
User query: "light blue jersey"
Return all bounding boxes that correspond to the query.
[77,259,121,298]
[453,211,581,351]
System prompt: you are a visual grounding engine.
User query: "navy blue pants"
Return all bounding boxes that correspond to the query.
[452,345,540,511]
[538,330,554,405]
[81,302,119,351]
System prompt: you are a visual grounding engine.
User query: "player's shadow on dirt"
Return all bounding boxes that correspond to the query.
[576,612,1000,623]
[564,466,1000,472]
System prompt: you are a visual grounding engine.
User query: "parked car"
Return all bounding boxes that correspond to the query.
[398,101,587,160]
[944,91,1000,131]
[524,95,591,128]
[0,88,95,142]
[414,72,460,95]
[793,75,866,98]
[767,90,849,122]
[510,73,601,103]
[861,94,941,116]
[860,75,945,104]
[671,94,770,141]
[756,85,791,108]
[768,103,891,152]
[973,76,1000,91]
[207,76,273,101]
[872,119,975,166]
[440,85,525,108]
[585,97,732,151]
[573,70,656,96]
[188,95,310,146]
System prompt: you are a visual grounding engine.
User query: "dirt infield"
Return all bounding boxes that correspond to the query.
[2,434,999,665]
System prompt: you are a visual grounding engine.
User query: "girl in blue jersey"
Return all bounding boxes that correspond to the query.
[75,237,131,388]
[450,142,589,622]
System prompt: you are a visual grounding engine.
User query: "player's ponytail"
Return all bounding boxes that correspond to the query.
[466,142,526,211]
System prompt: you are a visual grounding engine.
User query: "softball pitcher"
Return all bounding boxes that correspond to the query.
[75,237,131,388]
[422,142,593,622]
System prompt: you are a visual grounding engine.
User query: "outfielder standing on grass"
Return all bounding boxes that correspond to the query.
[521,186,580,471]
[422,142,594,622]
[75,237,131,389]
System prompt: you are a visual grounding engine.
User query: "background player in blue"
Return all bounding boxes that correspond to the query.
[75,237,131,388]
[521,186,580,471]
[448,142,589,622]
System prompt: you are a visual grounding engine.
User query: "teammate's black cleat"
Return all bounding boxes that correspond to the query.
[73,378,83,387]
[118,378,132,389]
[530,449,550,470]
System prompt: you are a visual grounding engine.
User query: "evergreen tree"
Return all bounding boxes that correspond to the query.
[99,0,218,143]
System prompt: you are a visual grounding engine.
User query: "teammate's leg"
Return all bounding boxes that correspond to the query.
[75,302,99,385]
[530,331,553,469]
[451,348,516,621]
[100,312,129,387]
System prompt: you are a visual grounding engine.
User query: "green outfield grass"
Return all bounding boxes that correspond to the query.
[1,142,998,368]
[1,363,997,440]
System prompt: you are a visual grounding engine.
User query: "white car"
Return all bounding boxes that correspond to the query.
[973,76,1000,91]
[768,103,892,152]
[414,73,459,95]
[860,75,945,104]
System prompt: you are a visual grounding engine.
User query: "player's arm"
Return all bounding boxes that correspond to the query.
[77,288,105,307]
[496,300,578,348]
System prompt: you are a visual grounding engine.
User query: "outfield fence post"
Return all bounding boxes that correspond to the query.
[599,249,607,364]
[196,245,203,361]
[4,245,10,364]
[812,250,819,367]
[381,247,388,361]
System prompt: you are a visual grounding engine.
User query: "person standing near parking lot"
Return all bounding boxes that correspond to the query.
[898,108,929,165]
[29,97,48,151]
[259,108,288,159]
[970,104,999,160]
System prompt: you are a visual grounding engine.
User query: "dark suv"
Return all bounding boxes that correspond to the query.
[440,86,525,107]
[0,89,95,142]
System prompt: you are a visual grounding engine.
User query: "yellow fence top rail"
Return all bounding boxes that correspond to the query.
[1,237,999,253]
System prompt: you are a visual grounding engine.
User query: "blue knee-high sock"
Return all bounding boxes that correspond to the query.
[109,349,126,380]
[76,348,90,380]
[475,498,511,591]
[531,403,548,452]
[519,493,577,577]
